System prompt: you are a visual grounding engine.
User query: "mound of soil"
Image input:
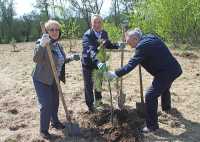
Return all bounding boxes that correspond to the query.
[78,108,145,142]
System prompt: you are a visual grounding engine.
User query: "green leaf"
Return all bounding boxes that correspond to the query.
[92,40,111,91]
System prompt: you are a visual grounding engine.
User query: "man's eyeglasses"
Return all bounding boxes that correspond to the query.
[49,28,59,32]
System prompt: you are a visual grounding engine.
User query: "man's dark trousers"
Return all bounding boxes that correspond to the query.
[145,72,181,130]
[82,65,102,108]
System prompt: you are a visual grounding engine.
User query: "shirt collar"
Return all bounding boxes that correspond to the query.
[52,41,59,47]
[93,30,102,39]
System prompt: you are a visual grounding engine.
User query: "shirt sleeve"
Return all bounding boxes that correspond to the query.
[33,39,47,64]
[115,47,145,77]
[101,31,119,49]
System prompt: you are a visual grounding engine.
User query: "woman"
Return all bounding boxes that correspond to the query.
[32,20,79,139]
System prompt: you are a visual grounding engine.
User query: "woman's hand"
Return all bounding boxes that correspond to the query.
[40,34,50,48]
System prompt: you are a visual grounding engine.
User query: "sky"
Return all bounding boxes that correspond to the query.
[14,0,112,17]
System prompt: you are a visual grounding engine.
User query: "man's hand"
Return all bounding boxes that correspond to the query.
[40,34,50,48]
[102,39,112,48]
[72,54,80,61]
[117,42,126,49]
[97,62,107,72]
[104,71,118,80]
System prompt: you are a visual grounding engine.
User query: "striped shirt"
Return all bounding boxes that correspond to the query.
[52,43,65,77]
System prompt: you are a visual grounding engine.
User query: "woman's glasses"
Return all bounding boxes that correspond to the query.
[49,28,59,32]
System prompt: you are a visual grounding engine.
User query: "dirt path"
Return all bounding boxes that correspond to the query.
[0,42,199,142]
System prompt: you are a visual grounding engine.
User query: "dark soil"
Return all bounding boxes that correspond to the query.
[78,107,145,142]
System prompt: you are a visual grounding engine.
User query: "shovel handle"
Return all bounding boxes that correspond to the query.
[108,80,114,125]
[118,26,126,102]
[105,67,114,125]
[119,27,126,94]
[139,64,144,104]
[40,22,71,122]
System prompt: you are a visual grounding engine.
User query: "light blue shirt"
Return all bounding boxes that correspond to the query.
[94,30,102,39]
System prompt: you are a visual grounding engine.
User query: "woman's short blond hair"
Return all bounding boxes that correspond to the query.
[44,20,61,30]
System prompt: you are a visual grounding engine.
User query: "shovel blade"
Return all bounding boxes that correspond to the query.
[136,102,145,118]
[64,122,81,137]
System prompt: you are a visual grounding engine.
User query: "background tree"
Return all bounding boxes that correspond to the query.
[0,0,15,43]
[68,0,104,27]
[61,17,80,52]
[0,0,199,46]
[130,0,200,45]
[103,22,121,42]
[35,0,50,21]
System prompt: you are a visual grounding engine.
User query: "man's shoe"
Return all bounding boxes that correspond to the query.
[40,130,51,140]
[88,105,95,113]
[51,122,65,130]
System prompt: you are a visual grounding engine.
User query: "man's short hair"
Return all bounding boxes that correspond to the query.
[127,28,142,39]
[91,14,103,23]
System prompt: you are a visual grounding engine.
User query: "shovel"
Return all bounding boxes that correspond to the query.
[117,21,128,109]
[108,80,114,126]
[136,64,145,118]
[117,46,126,109]
[40,22,80,137]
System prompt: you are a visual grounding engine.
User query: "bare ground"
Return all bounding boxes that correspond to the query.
[0,42,200,142]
